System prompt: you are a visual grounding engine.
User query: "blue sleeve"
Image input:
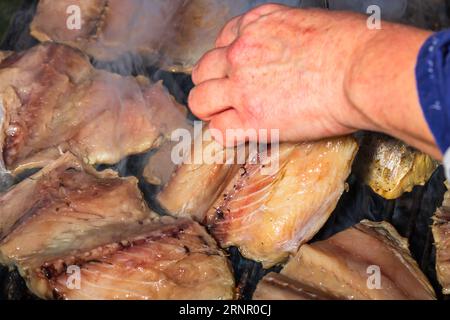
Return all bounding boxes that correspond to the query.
[416,30,450,179]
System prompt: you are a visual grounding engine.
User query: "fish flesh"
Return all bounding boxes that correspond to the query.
[0,43,187,175]
[253,220,436,300]
[159,135,358,267]
[31,0,301,71]
[143,120,193,187]
[354,133,438,199]
[206,138,358,267]
[157,129,240,220]
[0,153,234,300]
[30,0,186,62]
[432,184,450,295]
[25,218,235,300]
[0,153,159,270]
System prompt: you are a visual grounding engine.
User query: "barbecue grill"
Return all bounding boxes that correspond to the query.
[0,0,449,300]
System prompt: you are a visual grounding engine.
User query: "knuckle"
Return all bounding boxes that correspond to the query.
[226,37,247,65]
[248,3,283,17]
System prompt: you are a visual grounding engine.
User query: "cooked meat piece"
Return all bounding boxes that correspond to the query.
[0,153,159,271]
[30,0,185,62]
[432,185,450,295]
[354,133,438,199]
[29,218,235,300]
[0,43,187,174]
[31,0,300,71]
[254,220,436,300]
[206,138,358,268]
[157,129,240,220]
[252,273,336,300]
[143,117,193,187]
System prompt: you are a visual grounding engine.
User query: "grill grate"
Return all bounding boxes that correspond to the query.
[0,0,448,300]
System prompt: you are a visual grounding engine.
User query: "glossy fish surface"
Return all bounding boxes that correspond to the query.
[0,43,187,175]
[254,220,436,300]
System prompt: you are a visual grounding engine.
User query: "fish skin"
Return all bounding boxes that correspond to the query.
[30,218,235,300]
[354,133,438,199]
[0,43,187,174]
[206,137,358,268]
[254,220,436,300]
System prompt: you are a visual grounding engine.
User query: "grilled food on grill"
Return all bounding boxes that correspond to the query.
[26,218,234,300]
[432,185,450,295]
[0,43,187,175]
[254,220,436,300]
[30,0,185,62]
[161,0,301,72]
[157,129,240,220]
[206,138,358,267]
[354,134,438,199]
[0,153,234,300]
[0,153,159,269]
[143,121,193,187]
[31,0,301,71]
[159,135,358,267]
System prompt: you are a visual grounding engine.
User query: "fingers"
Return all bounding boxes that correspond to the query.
[209,109,246,147]
[215,15,242,48]
[192,47,229,85]
[240,3,287,28]
[188,79,234,120]
[215,4,288,48]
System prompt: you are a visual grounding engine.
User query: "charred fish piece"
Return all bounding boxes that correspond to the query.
[29,218,235,300]
[354,133,438,199]
[30,0,301,72]
[432,184,450,295]
[0,43,187,175]
[206,138,358,268]
[0,153,160,272]
[254,220,436,300]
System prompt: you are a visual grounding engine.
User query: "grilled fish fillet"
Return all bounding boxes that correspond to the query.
[254,220,436,300]
[0,153,159,270]
[0,154,234,300]
[157,129,240,220]
[143,120,193,187]
[31,0,300,71]
[30,0,185,62]
[159,135,358,267]
[354,134,438,199]
[432,184,450,295]
[0,43,187,175]
[206,138,358,267]
[29,218,234,300]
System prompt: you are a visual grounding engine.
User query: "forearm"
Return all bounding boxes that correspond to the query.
[345,22,441,159]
